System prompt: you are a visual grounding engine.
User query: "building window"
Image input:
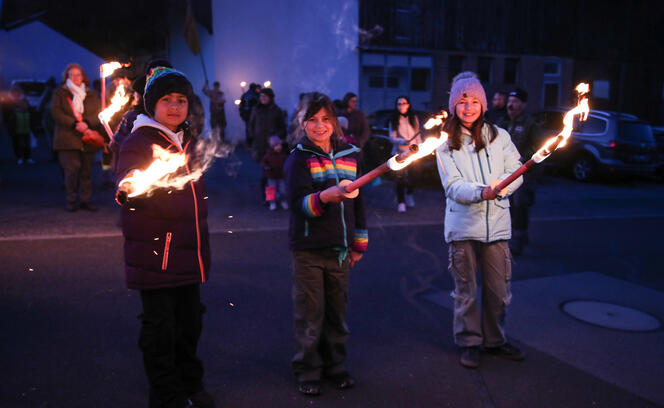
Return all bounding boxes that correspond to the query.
[543,62,560,76]
[477,57,493,84]
[593,80,610,100]
[411,68,430,91]
[543,83,559,107]
[504,58,519,84]
[448,55,465,82]
[363,66,384,88]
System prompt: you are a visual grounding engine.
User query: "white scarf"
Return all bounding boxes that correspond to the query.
[66,78,87,116]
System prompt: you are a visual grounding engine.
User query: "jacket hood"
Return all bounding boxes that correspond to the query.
[132,114,184,148]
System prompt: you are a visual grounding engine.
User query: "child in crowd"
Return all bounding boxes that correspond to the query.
[260,135,289,210]
[115,67,215,408]
[284,92,368,396]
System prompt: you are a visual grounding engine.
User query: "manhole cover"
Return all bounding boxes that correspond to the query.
[561,300,661,332]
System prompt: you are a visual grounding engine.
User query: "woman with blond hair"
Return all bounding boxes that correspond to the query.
[51,63,102,211]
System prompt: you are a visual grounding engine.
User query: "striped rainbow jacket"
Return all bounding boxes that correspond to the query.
[284,136,368,254]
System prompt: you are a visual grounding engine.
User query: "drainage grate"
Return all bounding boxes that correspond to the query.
[561,300,662,332]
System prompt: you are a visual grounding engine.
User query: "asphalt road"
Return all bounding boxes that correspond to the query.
[1,148,663,407]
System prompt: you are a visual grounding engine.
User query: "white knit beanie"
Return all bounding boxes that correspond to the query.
[448,71,487,114]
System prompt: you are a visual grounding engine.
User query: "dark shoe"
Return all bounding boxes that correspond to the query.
[326,371,355,390]
[188,390,216,408]
[80,202,99,212]
[485,343,525,361]
[65,202,77,212]
[460,346,480,368]
[297,380,322,396]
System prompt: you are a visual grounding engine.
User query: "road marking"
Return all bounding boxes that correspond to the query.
[1,213,663,242]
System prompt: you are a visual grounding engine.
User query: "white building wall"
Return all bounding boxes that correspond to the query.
[168,16,215,137]
[0,21,105,87]
[211,0,359,143]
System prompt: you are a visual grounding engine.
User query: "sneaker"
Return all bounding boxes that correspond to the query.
[188,390,216,408]
[325,371,355,390]
[269,202,277,211]
[484,343,525,361]
[17,158,24,165]
[397,203,406,213]
[297,380,322,396]
[405,194,415,207]
[26,158,35,164]
[459,346,480,368]
[280,200,289,210]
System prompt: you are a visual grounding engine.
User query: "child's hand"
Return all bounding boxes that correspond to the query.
[319,185,347,203]
[349,251,363,268]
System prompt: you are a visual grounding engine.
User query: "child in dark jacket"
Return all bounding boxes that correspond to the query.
[115,67,215,408]
[284,92,368,396]
[260,135,289,210]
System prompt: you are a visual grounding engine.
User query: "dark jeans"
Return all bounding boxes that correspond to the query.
[394,168,413,203]
[11,131,31,160]
[291,249,351,382]
[448,240,512,347]
[139,284,205,408]
[57,150,95,205]
[509,176,535,233]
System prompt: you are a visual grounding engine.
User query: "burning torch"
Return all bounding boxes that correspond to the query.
[98,83,130,138]
[481,83,590,200]
[100,61,128,110]
[335,112,450,199]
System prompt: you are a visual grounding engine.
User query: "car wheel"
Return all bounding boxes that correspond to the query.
[571,156,595,181]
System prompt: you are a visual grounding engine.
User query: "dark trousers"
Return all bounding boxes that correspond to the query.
[139,284,205,408]
[394,168,413,203]
[291,249,351,382]
[509,177,535,234]
[448,240,512,347]
[57,150,95,205]
[11,131,31,160]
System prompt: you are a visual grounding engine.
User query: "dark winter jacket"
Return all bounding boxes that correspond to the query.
[261,148,288,179]
[248,103,286,161]
[284,137,368,253]
[116,123,211,290]
[339,109,370,147]
[51,85,102,152]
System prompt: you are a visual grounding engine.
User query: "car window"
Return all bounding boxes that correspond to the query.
[617,122,655,144]
[573,116,607,134]
[16,82,45,97]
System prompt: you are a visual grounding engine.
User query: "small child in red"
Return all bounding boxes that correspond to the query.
[261,135,289,210]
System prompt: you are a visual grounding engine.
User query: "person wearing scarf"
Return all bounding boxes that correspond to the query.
[51,63,102,212]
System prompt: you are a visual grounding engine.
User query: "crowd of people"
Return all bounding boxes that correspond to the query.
[1,58,548,406]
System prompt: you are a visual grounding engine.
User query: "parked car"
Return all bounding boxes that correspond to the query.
[533,109,658,181]
[363,109,440,185]
[10,79,47,109]
[652,126,664,180]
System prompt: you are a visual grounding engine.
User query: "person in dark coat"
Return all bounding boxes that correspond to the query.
[504,88,544,255]
[51,63,102,212]
[284,92,368,396]
[115,67,215,408]
[248,87,286,161]
[485,91,507,124]
[338,92,370,148]
[239,83,261,146]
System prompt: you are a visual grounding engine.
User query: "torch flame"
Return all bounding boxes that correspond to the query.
[240,81,247,87]
[234,99,241,105]
[263,80,271,88]
[388,133,449,171]
[119,145,187,198]
[532,83,590,163]
[101,61,125,78]
[98,84,130,125]
[423,111,449,130]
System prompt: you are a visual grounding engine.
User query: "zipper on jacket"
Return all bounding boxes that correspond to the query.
[161,232,172,270]
[485,149,493,174]
[476,151,490,242]
[330,152,348,248]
